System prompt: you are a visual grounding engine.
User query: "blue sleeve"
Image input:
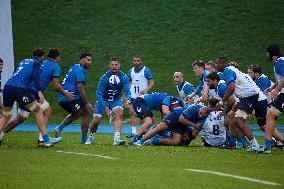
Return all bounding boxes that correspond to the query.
[194,79,204,95]
[275,59,284,76]
[217,72,224,80]
[96,76,107,107]
[182,106,195,119]
[76,68,85,84]
[32,60,41,91]
[259,77,272,91]
[162,96,171,107]
[217,83,227,98]
[144,68,154,80]
[183,83,195,96]
[53,64,61,78]
[123,75,131,100]
[223,68,236,85]
[128,69,132,81]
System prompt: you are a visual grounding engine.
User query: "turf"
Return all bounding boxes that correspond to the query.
[11,0,284,123]
[0,132,283,189]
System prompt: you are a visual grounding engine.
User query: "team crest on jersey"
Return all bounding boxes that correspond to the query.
[109,75,120,86]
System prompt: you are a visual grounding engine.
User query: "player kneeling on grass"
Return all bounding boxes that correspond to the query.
[199,99,229,147]
[133,104,210,146]
[130,93,183,144]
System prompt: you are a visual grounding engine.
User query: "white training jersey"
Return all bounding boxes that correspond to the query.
[207,80,226,100]
[225,66,262,98]
[176,81,195,105]
[130,66,149,99]
[202,111,227,146]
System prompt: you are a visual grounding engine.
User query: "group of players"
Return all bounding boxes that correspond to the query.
[0,44,283,154]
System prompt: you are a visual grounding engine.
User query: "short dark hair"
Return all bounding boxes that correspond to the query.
[80,53,92,60]
[0,58,3,63]
[229,61,239,69]
[47,48,60,59]
[216,56,229,64]
[110,56,119,63]
[206,72,220,81]
[252,65,262,74]
[267,44,280,57]
[192,60,205,69]
[32,48,45,57]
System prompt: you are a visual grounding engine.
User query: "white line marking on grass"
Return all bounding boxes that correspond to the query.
[56,150,118,160]
[185,169,281,186]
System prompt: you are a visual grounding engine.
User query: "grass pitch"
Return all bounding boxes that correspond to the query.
[0,132,283,189]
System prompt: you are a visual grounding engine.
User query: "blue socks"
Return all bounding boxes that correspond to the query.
[265,139,272,149]
[238,136,247,146]
[57,122,68,132]
[81,133,87,144]
[229,134,237,146]
[152,137,160,145]
[42,134,50,143]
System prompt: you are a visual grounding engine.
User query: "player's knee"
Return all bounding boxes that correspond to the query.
[235,109,248,120]
[27,101,41,113]
[267,107,280,118]
[40,100,50,111]
[3,108,13,117]
[18,108,30,119]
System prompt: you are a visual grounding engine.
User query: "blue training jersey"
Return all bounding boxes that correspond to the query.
[96,70,131,107]
[182,104,205,125]
[57,63,86,102]
[208,80,227,100]
[5,57,41,90]
[143,92,170,111]
[28,59,61,92]
[274,57,284,93]
[194,71,209,95]
[255,74,273,92]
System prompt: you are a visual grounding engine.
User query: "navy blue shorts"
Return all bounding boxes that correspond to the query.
[19,90,39,112]
[3,85,36,108]
[58,98,86,114]
[271,93,284,113]
[132,97,153,119]
[237,94,267,119]
[162,111,185,129]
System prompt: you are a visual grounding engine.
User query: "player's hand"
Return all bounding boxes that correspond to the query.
[105,107,112,117]
[140,90,147,95]
[271,88,279,101]
[64,90,73,101]
[38,91,45,104]
[124,99,131,108]
[215,101,223,111]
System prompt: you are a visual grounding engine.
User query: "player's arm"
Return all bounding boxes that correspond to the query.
[77,83,88,104]
[52,65,72,100]
[32,60,45,103]
[123,75,132,105]
[96,77,107,108]
[141,69,154,94]
[52,78,72,100]
[162,105,170,115]
[221,81,235,103]
[271,78,284,100]
[218,68,236,105]
[178,115,202,130]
